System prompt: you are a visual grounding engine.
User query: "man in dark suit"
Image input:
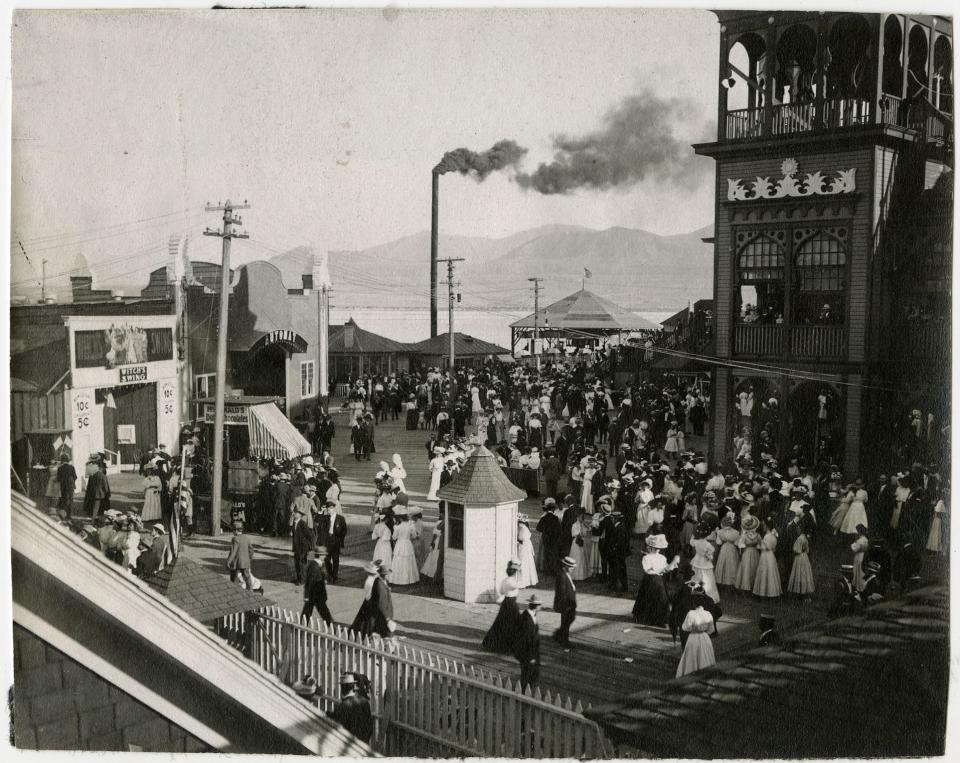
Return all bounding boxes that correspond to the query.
[607,511,631,593]
[301,547,334,624]
[557,495,577,561]
[535,499,561,576]
[553,556,578,648]
[57,454,77,519]
[318,413,336,455]
[322,500,348,582]
[291,505,316,586]
[329,673,374,744]
[513,595,542,691]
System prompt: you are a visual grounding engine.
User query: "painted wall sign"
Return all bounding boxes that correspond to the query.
[203,403,249,425]
[119,365,148,383]
[75,326,174,369]
[727,158,857,202]
[250,329,308,354]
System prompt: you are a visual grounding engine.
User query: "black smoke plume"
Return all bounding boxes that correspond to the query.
[515,92,709,194]
[434,139,528,179]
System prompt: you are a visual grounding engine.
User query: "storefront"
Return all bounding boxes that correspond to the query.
[65,315,180,474]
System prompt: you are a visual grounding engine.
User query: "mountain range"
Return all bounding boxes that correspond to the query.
[268,223,714,313]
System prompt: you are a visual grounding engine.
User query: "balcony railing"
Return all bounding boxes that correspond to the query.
[724,97,877,140]
[734,323,846,359]
[734,324,783,356]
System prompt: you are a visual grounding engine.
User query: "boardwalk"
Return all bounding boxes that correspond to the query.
[168,407,948,708]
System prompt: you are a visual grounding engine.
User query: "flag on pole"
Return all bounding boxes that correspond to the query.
[584,267,592,279]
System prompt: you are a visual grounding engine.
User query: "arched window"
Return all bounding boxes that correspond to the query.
[908,25,929,98]
[934,36,953,114]
[736,230,786,323]
[882,16,904,97]
[776,24,817,103]
[792,228,848,324]
[826,15,874,100]
[727,32,767,112]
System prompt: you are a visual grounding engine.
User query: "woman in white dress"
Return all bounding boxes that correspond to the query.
[389,454,407,494]
[839,480,869,536]
[849,524,870,591]
[471,386,483,424]
[141,467,163,522]
[371,514,393,572]
[426,448,445,501]
[121,516,143,574]
[830,485,854,533]
[421,520,443,578]
[568,510,591,582]
[926,488,948,555]
[516,515,539,588]
[389,510,420,585]
[676,596,717,678]
[690,528,720,603]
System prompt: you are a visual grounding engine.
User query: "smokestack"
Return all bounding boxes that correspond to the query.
[430,170,439,338]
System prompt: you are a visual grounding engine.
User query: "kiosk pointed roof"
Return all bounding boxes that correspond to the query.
[510,288,659,331]
[437,445,527,504]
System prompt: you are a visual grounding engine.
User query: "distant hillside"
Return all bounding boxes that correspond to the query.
[268,224,713,313]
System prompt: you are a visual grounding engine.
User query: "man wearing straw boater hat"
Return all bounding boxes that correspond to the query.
[328,672,374,744]
[513,595,543,691]
[553,556,578,649]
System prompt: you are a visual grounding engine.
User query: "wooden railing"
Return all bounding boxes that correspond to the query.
[725,107,764,139]
[789,325,846,358]
[734,324,845,358]
[725,98,874,139]
[733,324,783,356]
[821,98,872,129]
[771,101,817,135]
[218,607,610,759]
[879,94,907,128]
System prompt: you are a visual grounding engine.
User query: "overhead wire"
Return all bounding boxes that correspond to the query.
[14,206,198,246]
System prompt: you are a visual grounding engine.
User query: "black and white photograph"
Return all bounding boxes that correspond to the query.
[5,4,954,758]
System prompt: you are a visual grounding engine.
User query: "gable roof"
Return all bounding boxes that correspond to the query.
[510,288,659,332]
[408,332,510,357]
[585,585,948,758]
[143,556,273,622]
[437,445,527,504]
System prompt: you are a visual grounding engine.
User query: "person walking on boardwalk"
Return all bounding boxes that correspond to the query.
[553,556,578,649]
[482,560,522,653]
[350,561,381,636]
[513,595,543,692]
[291,504,316,586]
[301,547,334,625]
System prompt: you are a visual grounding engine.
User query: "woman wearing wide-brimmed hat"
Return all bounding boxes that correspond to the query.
[714,513,741,588]
[632,533,671,627]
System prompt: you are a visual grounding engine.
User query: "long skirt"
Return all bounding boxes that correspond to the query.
[839,501,868,535]
[829,500,850,532]
[632,573,670,627]
[714,543,740,586]
[482,597,520,653]
[691,566,720,603]
[389,538,420,586]
[421,546,440,578]
[516,540,539,588]
[753,550,783,598]
[373,537,393,572]
[927,515,946,554]
[734,547,760,592]
[788,553,815,595]
[676,632,716,678]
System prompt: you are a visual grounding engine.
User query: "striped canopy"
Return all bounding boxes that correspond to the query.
[248,403,311,460]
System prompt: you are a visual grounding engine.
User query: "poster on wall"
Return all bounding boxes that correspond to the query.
[74,326,174,369]
[117,425,136,444]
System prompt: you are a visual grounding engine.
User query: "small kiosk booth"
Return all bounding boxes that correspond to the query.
[437,446,527,603]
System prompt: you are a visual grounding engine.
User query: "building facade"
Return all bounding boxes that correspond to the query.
[696,11,952,476]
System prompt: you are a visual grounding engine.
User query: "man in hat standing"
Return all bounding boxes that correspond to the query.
[291,504,316,586]
[273,472,293,538]
[535,499,561,576]
[301,547,334,625]
[56,454,77,519]
[513,595,543,691]
[553,556,578,649]
[83,455,109,519]
[328,673,374,744]
[322,499,348,583]
[371,562,396,638]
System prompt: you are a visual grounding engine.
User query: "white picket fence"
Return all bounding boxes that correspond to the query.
[217,606,610,758]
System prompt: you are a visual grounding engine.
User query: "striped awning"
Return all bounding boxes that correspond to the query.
[247,403,311,460]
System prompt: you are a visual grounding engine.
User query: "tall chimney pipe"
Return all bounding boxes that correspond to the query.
[430,170,439,338]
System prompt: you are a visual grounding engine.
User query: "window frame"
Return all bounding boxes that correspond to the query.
[446,502,465,550]
[300,360,315,398]
[195,373,216,399]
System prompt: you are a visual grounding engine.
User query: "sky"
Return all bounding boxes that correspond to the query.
[10,8,719,294]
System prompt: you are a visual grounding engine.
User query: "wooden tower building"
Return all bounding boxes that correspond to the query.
[695,10,953,477]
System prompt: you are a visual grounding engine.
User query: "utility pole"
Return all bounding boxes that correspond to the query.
[41,260,47,302]
[528,277,543,372]
[203,199,249,536]
[439,257,464,418]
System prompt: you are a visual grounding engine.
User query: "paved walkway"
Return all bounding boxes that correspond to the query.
[96,414,948,708]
